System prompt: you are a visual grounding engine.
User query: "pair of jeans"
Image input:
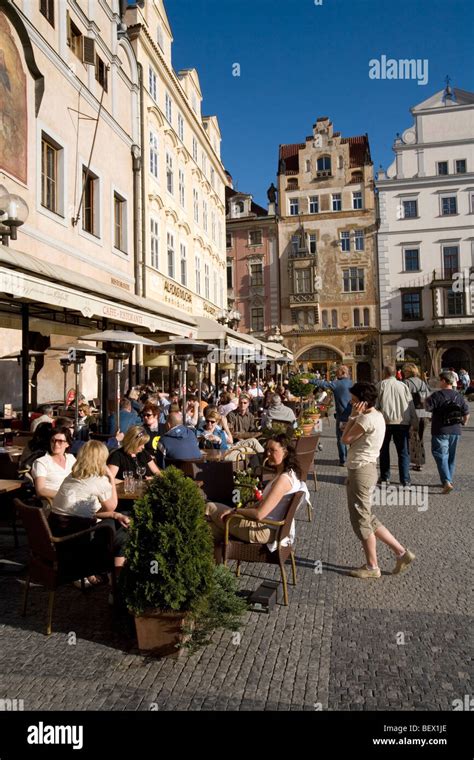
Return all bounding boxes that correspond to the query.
[379,424,411,485]
[431,434,460,485]
[335,416,347,464]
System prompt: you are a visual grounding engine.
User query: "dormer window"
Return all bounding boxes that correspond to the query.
[317,156,332,177]
[233,201,244,217]
[157,26,164,51]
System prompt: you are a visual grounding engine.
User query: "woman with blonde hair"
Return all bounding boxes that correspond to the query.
[403,363,431,471]
[107,425,161,480]
[50,440,130,582]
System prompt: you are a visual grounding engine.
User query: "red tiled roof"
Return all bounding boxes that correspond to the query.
[279,143,305,173]
[341,135,372,167]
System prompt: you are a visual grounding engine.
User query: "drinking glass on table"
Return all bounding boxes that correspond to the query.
[123,471,133,494]
[136,465,147,492]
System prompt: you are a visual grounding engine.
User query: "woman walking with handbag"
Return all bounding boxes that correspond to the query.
[403,364,431,472]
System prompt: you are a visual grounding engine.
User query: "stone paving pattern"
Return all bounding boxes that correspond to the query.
[0,409,472,711]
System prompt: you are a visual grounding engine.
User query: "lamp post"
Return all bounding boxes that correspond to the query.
[80,330,161,433]
[48,344,106,429]
[152,340,213,425]
[0,185,29,246]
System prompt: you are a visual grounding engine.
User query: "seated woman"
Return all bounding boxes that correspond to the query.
[19,421,53,471]
[107,425,161,480]
[31,426,75,502]
[206,433,309,557]
[50,440,130,582]
[197,409,231,450]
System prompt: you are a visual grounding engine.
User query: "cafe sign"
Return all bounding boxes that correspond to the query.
[163,279,193,313]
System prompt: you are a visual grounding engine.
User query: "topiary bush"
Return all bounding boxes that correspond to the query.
[120,467,215,616]
[288,373,316,398]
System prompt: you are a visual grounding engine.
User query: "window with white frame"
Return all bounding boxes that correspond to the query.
[309,196,319,214]
[203,200,208,232]
[343,267,365,292]
[219,275,224,307]
[291,235,300,254]
[193,189,199,223]
[82,166,100,237]
[402,199,418,218]
[210,167,215,189]
[149,131,158,178]
[213,271,218,304]
[470,192,474,214]
[352,191,363,210]
[211,211,216,241]
[177,113,184,142]
[332,193,342,211]
[195,255,201,294]
[250,262,264,286]
[148,66,157,101]
[295,269,311,294]
[354,230,364,251]
[404,248,420,271]
[309,234,317,254]
[249,230,262,246]
[204,263,210,299]
[150,217,159,269]
[157,25,164,51]
[317,156,331,174]
[441,195,457,216]
[251,308,264,332]
[455,159,466,174]
[192,137,198,162]
[167,232,175,279]
[201,154,207,177]
[41,133,63,215]
[289,198,299,216]
[113,192,127,252]
[180,243,187,286]
[340,231,350,252]
[166,152,174,194]
[218,221,222,249]
[179,169,185,207]
[165,93,172,124]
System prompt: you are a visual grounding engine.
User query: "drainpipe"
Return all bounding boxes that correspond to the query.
[131,143,141,297]
[374,185,383,381]
[138,61,147,301]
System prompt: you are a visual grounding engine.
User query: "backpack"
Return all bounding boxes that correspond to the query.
[441,397,464,427]
[407,378,429,410]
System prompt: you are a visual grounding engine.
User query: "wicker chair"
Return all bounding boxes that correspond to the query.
[171,459,236,506]
[222,490,304,606]
[15,499,116,635]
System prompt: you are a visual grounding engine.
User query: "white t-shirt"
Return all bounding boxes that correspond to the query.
[31,453,76,493]
[346,409,386,469]
[52,475,112,519]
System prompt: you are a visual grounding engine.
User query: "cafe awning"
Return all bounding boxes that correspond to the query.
[0,246,197,338]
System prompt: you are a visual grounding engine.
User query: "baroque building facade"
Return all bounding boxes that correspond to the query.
[278,117,379,380]
[225,178,280,342]
[376,85,474,377]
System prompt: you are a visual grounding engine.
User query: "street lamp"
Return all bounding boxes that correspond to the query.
[80,330,160,432]
[0,185,29,245]
[153,339,213,422]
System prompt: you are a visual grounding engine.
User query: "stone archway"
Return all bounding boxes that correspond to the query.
[441,347,471,375]
[296,345,343,379]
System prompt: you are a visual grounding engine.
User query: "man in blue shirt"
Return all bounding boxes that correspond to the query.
[156,411,203,468]
[302,365,353,465]
[108,398,141,435]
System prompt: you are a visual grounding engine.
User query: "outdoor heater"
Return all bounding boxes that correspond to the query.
[153,339,214,422]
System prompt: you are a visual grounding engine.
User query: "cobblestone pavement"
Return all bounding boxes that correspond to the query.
[0,409,472,712]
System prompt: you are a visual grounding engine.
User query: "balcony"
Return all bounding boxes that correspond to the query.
[289,293,319,306]
[288,248,316,260]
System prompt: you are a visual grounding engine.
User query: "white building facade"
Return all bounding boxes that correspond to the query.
[376,86,474,377]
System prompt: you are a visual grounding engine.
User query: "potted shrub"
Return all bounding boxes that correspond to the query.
[288,373,315,399]
[120,467,245,657]
[299,416,316,436]
[305,403,321,422]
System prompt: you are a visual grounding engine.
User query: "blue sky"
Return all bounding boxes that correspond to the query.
[167,0,474,207]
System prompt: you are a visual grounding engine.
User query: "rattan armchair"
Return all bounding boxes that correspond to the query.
[15,499,116,635]
[222,490,304,605]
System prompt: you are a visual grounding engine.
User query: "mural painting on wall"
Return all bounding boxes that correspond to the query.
[0,14,27,184]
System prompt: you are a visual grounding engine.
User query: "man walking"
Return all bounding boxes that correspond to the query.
[377,366,418,486]
[302,365,353,465]
[425,371,469,493]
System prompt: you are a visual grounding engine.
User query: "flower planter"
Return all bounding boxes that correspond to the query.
[134,609,191,658]
[301,423,315,436]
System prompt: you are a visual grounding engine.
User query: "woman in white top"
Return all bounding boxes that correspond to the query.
[341,382,415,579]
[50,440,130,575]
[31,427,76,501]
[206,433,307,558]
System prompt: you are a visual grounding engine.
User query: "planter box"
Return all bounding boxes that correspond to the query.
[134,609,191,658]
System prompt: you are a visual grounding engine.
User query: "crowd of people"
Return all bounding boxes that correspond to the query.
[21,362,470,588]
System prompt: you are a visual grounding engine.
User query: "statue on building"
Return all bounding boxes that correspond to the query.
[267,183,277,204]
[278,158,286,175]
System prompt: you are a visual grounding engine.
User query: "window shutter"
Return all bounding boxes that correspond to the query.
[83,37,95,65]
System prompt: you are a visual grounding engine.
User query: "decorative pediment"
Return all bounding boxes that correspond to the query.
[147,106,164,128]
[178,221,192,235]
[148,193,164,210]
[164,129,179,148]
[164,208,179,223]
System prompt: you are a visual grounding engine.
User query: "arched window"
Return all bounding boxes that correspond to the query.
[321,309,328,328]
[317,156,331,174]
[338,155,344,170]
[363,308,370,326]
[353,308,360,327]
[331,309,338,328]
